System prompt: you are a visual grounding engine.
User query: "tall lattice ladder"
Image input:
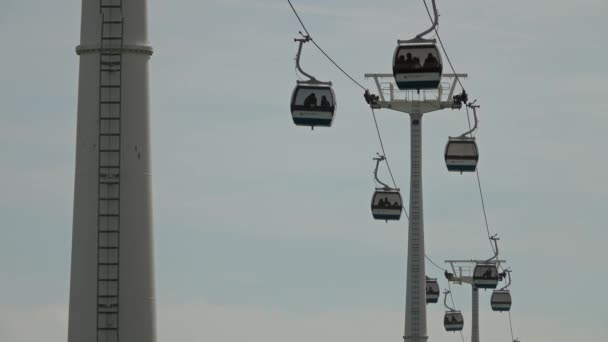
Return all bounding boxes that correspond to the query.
[97,1,123,342]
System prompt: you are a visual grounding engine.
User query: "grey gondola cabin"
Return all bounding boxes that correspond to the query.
[393,43,443,90]
[371,190,402,221]
[491,290,512,312]
[473,263,499,289]
[443,311,464,332]
[445,137,479,172]
[426,278,440,304]
[290,85,336,128]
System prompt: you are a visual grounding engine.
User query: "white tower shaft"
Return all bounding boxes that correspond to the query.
[472,287,479,342]
[404,111,427,342]
[68,1,155,342]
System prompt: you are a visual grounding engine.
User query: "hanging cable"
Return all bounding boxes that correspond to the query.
[425,254,447,272]
[421,0,466,92]
[508,311,516,341]
[371,108,398,188]
[463,106,496,255]
[446,283,465,342]
[287,0,367,91]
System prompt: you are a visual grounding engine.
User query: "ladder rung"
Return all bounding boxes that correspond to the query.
[103,20,123,24]
[102,37,123,40]
[97,327,119,331]
[100,101,121,104]
[99,263,119,266]
[98,214,119,217]
[100,133,121,136]
[99,149,120,152]
[101,5,122,8]
[98,246,119,249]
[99,197,120,200]
[98,295,119,298]
[100,85,121,88]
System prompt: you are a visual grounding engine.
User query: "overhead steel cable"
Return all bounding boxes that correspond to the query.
[420,3,518,340]
[426,254,447,272]
[286,0,408,218]
[447,282,466,342]
[464,106,497,256]
[287,0,367,91]
[422,0,466,92]
[371,109,399,187]
[508,311,516,341]
[420,2,517,338]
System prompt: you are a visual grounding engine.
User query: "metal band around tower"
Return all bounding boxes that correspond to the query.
[76,44,154,56]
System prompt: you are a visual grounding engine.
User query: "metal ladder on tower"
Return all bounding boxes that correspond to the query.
[97,1,123,342]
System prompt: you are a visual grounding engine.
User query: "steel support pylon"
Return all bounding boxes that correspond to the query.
[472,287,479,342]
[404,111,427,342]
[364,73,466,342]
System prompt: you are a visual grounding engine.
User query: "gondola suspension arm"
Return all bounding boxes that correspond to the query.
[415,0,439,39]
[484,234,500,263]
[443,290,456,311]
[294,33,331,85]
[458,101,480,138]
[373,154,392,189]
[499,269,512,291]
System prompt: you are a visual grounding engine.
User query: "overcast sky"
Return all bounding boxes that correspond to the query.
[1,0,607,341]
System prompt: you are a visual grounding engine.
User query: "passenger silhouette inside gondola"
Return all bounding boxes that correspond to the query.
[303,93,317,107]
[482,269,493,279]
[378,198,386,207]
[320,95,330,108]
[451,315,459,323]
[423,53,439,70]
[399,53,416,70]
[412,57,422,70]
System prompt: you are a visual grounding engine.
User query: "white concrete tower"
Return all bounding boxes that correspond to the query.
[68,0,155,341]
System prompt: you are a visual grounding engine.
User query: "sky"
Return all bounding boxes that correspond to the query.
[1,0,607,341]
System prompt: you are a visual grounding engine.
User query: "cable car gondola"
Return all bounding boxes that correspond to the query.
[444,311,464,332]
[491,268,512,312]
[442,289,463,332]
[426,277,440,304]
[371,189,402,221]
[473,263,499,289]
[444,137,479,172]
[393,0,442,90]
[370,155,402,221]
[290,34,336,129]
[491,290,512,312]
[393,42,443,90]
[290,84,336,127]
[445,102,481,173]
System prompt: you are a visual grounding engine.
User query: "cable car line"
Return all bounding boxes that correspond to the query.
[508,311,516,341]
[287,0,367,91]
[426,254,447,272]
[461,105,501,256]
[421,0,465,91]
[287,1,410,220]
[446,283,466,342]
[286,1,519,340]
[370,108,398,189]
[416,0,439,39]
